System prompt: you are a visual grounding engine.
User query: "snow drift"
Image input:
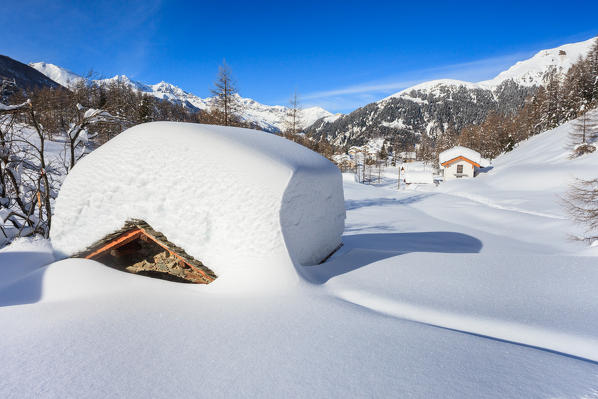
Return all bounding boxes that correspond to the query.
[50,122,345,285]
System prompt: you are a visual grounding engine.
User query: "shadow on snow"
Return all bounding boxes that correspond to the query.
[303,231,482,284]
[0,251,50,307]
[345,193,432,211]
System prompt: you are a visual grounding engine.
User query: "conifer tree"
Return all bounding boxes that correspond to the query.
[543,71,563,129]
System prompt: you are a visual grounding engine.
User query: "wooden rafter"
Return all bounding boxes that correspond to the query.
[85,229,143,260]
[75,220,217,283]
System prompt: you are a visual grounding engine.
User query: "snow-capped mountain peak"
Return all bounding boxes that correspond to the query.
[98,75,151,92]
[383,79,484,102]
[382,36,597,102]
[308,36,597,147]
[479,37,596,88]
[28,62,86,89]
[29,63,334,133]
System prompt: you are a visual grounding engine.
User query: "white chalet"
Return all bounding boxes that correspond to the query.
[439,146,489,181]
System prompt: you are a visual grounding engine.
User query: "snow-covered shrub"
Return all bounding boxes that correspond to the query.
[570,143,596,158]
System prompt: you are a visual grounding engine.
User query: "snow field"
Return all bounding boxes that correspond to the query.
[3,178,598,397]
[2,110,598,397]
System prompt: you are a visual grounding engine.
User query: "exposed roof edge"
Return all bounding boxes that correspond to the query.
[72,219,217,283]
[440,156,481,168]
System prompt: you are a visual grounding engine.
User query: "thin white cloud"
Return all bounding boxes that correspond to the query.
[302,79,422,100]
[303,50,534,112]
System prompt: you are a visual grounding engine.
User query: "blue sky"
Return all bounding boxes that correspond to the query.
[1,1,597,113]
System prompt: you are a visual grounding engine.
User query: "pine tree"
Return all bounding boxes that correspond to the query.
[378,142,388,163]
[561,61,586,120]
[434,126,458,162]
[316,135,333,159]
[543,71,563,129]
[416,133,434,162]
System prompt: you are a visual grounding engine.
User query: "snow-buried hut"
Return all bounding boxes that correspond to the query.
[51,122,346,285]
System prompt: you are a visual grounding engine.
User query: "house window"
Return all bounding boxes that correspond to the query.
[457,164,463,174]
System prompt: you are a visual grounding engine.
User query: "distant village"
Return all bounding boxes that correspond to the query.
[332,139,490,186]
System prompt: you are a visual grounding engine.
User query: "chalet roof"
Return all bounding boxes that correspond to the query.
[73,219,217,284]
[439,146,490,168]
[441,155,481,168]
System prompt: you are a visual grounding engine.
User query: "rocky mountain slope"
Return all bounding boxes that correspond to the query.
[0,56,63,99]
[29,63,333,133]
[307,37,597,147]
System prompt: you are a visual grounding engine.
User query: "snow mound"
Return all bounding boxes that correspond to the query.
[50,122,345,286]
[439,146,489,166]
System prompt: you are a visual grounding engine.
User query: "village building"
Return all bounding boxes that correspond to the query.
[400,161,434,185]
[439,146,489,181]
[347,146,361,157]
[398,151,417,163]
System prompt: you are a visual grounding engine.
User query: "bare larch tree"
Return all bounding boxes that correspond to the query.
[564,178,598,244]
[283,91,303,136]
[210,61,241,126]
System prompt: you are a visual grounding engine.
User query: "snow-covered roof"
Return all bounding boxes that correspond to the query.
[439,146,489,167]
[401,162,434,184]
[403,170,433,184]
[50,122,345,285]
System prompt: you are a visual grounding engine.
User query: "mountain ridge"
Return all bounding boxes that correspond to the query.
[0,56,64,99]
[29,63,335,133]
[307,36,597,148]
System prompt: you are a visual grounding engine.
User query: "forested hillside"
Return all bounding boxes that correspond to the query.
[307,37,598,162]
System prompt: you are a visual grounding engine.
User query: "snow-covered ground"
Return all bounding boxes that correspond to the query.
[2,116,598,397]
